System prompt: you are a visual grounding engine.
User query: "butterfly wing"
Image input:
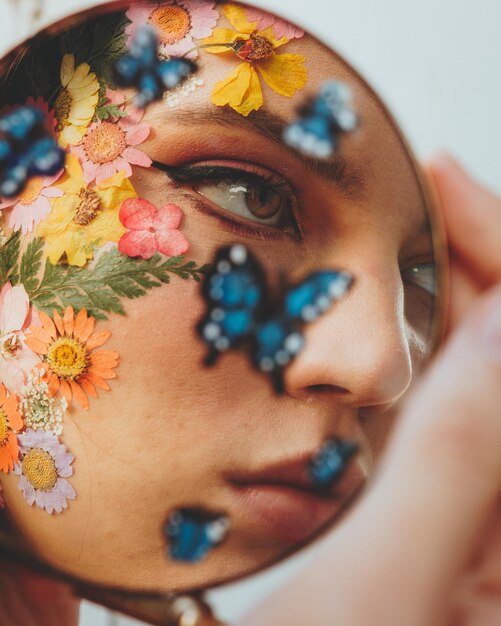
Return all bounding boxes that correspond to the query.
[251,270,353,392]
[165,508,230,563]
[308,438,359,489]
[113,25,160,107]
[156,58,197,90]
[198,244,268,364]
[0,106,64,197]
[283,81,357,158]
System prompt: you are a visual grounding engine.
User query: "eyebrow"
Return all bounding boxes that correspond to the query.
[157,105,366,201]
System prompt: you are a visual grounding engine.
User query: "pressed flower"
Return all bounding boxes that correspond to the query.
[54,54,100,148]
[25,96,57,135]
[126,0,219,58]
[72,91,152,184]
[0,170,64,234]
[20,369,68,436]
[37,154,136,267]
[14,429,76,514]
[202,3,308,116]
[0,283,40,394]
[244,7,304,40]
[0,383,23,473]
[118,197,189,259]
[25,306,119,410]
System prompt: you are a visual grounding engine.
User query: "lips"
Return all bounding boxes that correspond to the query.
[226,448,365,543]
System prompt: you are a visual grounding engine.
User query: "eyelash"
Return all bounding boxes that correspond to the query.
[153,160,302,240]
[152,160,435,298]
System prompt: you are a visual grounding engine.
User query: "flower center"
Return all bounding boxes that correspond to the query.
[234,35,274,62]
[46,336,88,379]
[0,410,9,446]
[149,5,191,45]
[83,122,127,164]
[19,176,45,205]
[0,331,21,360]
[22,448,58,492]
[73,188,102,226]
[55,88,72,130]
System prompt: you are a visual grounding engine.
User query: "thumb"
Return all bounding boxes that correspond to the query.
[241,286,501,626]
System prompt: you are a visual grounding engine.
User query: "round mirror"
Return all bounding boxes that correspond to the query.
[0,0,445,621]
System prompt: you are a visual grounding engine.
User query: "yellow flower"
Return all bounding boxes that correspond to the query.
[202,4,307,117]
[55,54,100,148]
[37,155,136,267]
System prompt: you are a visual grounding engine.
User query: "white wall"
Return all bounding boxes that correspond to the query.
[0,1,498,624]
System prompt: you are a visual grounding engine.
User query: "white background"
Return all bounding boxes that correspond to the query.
[0,1,499,624]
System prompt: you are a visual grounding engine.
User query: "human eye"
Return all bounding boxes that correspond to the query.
[153,159,301,240]
[401,262,436,297]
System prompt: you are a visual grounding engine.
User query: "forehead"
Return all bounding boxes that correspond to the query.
[143,28,427,240]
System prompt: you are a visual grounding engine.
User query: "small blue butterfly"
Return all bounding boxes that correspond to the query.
[308,438,359,489]
[0,106,65,198]
[165,508,230,563]
[198,244,354,393]
[283,81,358,159]
[113,25,197,109]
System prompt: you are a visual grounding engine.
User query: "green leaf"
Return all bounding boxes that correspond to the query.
[28,248,207,320]
[0,231,21,288]
[95,103,127,121]
[19,237,44,294]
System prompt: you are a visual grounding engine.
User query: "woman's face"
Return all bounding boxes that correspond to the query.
[0,2,437,594]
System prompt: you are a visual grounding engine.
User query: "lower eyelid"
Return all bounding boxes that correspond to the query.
[189,195,288,241]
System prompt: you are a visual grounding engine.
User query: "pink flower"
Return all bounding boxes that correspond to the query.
[118,198,189,259]
[0,283,40,394]
[245,7,305,40]
[126,0,219,58]
[0,170,63,234]
[15,429,76,515]
[71,91,152,184]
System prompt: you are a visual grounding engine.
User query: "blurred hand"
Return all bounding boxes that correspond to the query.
[0,564,79,626]
[241,155,501,626]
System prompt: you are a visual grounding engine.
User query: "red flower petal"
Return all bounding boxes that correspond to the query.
[118,230,158,259]
[154,203,183,230]
[119,197,156,230]
[157,229,189,256]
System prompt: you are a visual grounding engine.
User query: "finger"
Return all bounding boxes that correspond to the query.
[447,253,482,332]
[241,286,501,626]
[427,153,501,287]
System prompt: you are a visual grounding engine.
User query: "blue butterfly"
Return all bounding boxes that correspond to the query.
[308,438,359,489]
[0,106,65,198]
[113,25,197,109]
[165,508,230,563]
[283,81,358,159]
[198,244,354,393]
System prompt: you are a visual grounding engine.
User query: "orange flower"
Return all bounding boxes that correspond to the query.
[24,307,119,410]
[0,383,23,473]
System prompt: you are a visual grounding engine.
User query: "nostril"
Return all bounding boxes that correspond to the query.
[306,384,351,396]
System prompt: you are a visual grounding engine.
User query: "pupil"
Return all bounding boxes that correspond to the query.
[247,184,281,219]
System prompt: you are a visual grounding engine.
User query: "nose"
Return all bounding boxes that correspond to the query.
[283,266,413,411]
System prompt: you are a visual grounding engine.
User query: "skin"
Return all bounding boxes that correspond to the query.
[0,9,435,594]
[2,156,501,626]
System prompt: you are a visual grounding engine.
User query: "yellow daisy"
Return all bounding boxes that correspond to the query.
[54,54,100,148]
[202,4,308,117]
[37,155,136,267]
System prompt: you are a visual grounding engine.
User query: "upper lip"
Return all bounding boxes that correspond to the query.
[226,446,362,500]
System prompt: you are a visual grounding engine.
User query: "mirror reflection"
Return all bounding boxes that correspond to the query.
[0,0,441,595]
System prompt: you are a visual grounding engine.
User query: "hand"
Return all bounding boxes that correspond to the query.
[240,155,501,626]
[0,564,80,626]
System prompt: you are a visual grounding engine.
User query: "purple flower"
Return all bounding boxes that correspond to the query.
[14,429,76,514]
